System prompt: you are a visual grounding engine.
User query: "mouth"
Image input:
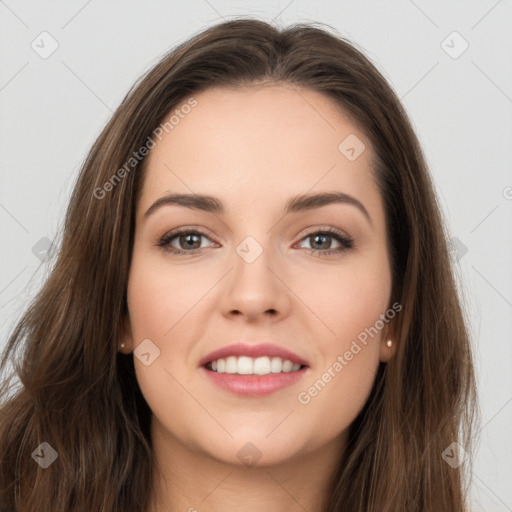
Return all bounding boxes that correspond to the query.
[198,342,310,396]
[203,356,308,375]
[199,342,310,371]
[200,358,309,397]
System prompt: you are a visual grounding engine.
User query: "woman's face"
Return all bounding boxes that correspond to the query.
[123,84,395,467]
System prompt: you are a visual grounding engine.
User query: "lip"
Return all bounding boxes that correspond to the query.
[198,342,310,367]
[199,365,309,397]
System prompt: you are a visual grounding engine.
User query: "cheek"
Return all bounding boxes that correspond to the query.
[292,252,391,346]
[295,347,379,447]
[291,254,390,419]
[293,267,390,438]
[126,250,206,342]
[125,253,190,387]
[126,259,203,441]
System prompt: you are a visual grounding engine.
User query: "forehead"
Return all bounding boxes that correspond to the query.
[139,84,382,220]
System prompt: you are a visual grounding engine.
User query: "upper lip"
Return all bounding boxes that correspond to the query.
[199,342,310,367]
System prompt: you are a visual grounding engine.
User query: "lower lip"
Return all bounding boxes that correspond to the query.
[200,366,308,397]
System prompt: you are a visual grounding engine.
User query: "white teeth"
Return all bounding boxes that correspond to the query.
[282,360,293,372]
[208,356,303,375]
[253,357,270,375]
[270,357,282,373]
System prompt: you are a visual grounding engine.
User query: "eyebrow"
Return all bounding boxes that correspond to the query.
[144,191,372,225]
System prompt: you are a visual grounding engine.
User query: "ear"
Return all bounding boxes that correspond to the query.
[379,322,397,363]
[118,315,134,353]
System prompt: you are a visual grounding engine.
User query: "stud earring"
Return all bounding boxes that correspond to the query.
[120,342,126,349]
[386,340,393,348]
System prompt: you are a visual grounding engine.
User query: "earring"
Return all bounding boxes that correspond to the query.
[120,342,126,349]
[386,340,393,348]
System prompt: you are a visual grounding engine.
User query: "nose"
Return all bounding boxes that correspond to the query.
[219,238,291,323]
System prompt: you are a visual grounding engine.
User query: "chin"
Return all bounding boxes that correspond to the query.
[201,436,304,468]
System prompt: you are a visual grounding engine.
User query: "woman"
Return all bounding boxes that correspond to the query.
[0,18,478,511]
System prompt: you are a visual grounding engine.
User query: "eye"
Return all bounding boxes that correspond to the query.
[295,227,354,256]
[156,226,354,257]
[156,228,217,255]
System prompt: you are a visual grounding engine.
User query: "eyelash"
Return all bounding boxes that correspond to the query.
[156,226,354,257]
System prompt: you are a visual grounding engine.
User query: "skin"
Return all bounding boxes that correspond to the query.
[120,84,396,512]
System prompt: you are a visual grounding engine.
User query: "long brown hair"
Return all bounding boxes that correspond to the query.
[0,18,478,511]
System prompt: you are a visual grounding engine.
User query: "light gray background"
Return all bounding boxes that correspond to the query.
[1,1,511,510]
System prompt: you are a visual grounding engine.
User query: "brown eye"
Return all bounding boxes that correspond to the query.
[176,233,202,250]
[157,229,215,255]
[297,228,354,256]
